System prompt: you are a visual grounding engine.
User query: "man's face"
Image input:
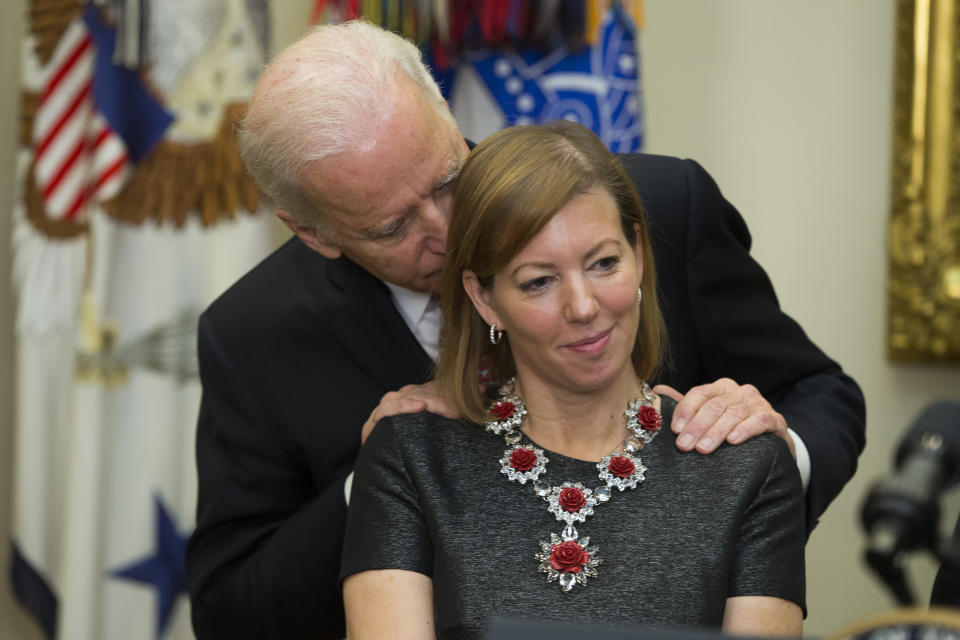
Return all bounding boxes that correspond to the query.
[296,79,469,294]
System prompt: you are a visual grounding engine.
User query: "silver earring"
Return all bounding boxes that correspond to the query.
[489,323,503,345]
[637,287,642,305]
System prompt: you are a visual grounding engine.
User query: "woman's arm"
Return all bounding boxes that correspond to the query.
[343,569,434,639]
[722,596,802,636]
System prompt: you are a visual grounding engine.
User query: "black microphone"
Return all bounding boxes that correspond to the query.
[861,402,960,603]
[863,402,960,553]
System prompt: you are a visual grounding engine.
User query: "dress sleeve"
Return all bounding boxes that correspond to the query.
[340,416,433,581]
[728,438,807,614]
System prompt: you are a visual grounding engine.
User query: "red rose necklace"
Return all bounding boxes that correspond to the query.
[486,378,663,592]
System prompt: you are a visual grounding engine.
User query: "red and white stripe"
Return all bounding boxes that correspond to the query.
[32,18,130,222]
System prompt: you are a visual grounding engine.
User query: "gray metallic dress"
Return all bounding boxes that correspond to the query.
[340,398,805,639]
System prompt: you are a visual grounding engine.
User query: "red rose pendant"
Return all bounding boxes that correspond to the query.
[597,453,646,491]
[546,482,596,525]
[558,487,586,512]
[500,445,547,484]
[638,405,662,431]
[510,447,537,471]
[536,532,601,592]
[489,400,515,421]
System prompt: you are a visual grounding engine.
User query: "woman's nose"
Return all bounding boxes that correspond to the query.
[563,279,599,323]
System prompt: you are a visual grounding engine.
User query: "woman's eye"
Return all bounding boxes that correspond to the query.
[593,256,620,271]
[520,276,551,292]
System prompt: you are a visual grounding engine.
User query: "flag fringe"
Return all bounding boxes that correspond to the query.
[29,0,85,65]
[100,102,261,227]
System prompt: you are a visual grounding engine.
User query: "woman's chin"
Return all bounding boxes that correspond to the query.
[552,365,636,395]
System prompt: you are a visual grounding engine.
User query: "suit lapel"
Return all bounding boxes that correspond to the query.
[326,257,434,391]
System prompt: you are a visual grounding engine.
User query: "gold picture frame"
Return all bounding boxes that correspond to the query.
[888,0,960,362]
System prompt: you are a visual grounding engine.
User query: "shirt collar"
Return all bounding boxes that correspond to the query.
[384,282,434,329]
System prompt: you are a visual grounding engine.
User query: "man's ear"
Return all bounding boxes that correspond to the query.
[462,270,500,328]
[277,209,342,260]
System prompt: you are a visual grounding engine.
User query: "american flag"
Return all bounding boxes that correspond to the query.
[31,4,172,222]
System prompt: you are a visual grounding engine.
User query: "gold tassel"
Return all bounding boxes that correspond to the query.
[99,102,263,228]
[29,0,85,65]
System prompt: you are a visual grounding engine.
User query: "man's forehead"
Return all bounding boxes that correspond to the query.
[304,130,463,233]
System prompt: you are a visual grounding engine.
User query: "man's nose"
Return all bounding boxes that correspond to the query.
[421,199,449,253]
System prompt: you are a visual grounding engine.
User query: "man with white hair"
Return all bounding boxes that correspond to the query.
[185,20,865,638]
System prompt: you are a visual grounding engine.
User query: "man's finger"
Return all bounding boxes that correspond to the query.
[419,396,459,419]
[674,394,728,450]
[652,384,683,402]
[691,403,748,453]
[360,380,464,445]
[361,398,428,444]
[668,379,734,435]
[725,418,763,447]
[727,412,795,458]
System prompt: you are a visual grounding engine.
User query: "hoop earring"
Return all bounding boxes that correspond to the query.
[489,323,503,345]
[637,287,642,305]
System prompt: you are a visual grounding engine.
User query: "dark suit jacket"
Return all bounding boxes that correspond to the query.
[185,154,865,638]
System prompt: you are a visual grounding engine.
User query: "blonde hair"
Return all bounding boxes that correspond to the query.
[436,121,665,423]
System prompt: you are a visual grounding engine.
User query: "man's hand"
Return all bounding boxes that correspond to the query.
[361,381,459,444]
[653,378,795,459]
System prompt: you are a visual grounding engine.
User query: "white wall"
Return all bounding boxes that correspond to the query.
[0,0,43,636]
[642,0,960,635]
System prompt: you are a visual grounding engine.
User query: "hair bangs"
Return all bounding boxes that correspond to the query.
[456,128,598,282]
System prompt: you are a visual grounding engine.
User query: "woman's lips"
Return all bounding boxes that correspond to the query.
[563,329,612,354]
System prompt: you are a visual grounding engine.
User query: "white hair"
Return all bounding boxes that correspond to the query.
[238,20,455,228]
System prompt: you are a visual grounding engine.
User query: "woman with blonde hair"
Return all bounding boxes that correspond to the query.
[340,120,804,639]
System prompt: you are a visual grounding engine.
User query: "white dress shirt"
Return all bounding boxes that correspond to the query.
[384,283,442,362]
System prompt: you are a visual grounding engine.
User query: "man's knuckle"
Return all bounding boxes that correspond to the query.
[770,412,787,431]
[725,404,749,421]
[703,399,726,416]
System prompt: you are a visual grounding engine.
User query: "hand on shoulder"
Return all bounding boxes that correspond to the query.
[654,378,795,458]
[361,381,460,444]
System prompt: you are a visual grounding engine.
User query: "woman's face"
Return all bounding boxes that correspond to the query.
[464,188,643,395]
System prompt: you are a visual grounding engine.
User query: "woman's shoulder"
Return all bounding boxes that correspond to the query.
[718,430,794,463]
[361,411,503,487]
[702,433,800,498]
[368,411,488,455]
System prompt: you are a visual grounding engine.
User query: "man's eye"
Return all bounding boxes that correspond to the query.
[373,218,410,241]
[433,178,457,202]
